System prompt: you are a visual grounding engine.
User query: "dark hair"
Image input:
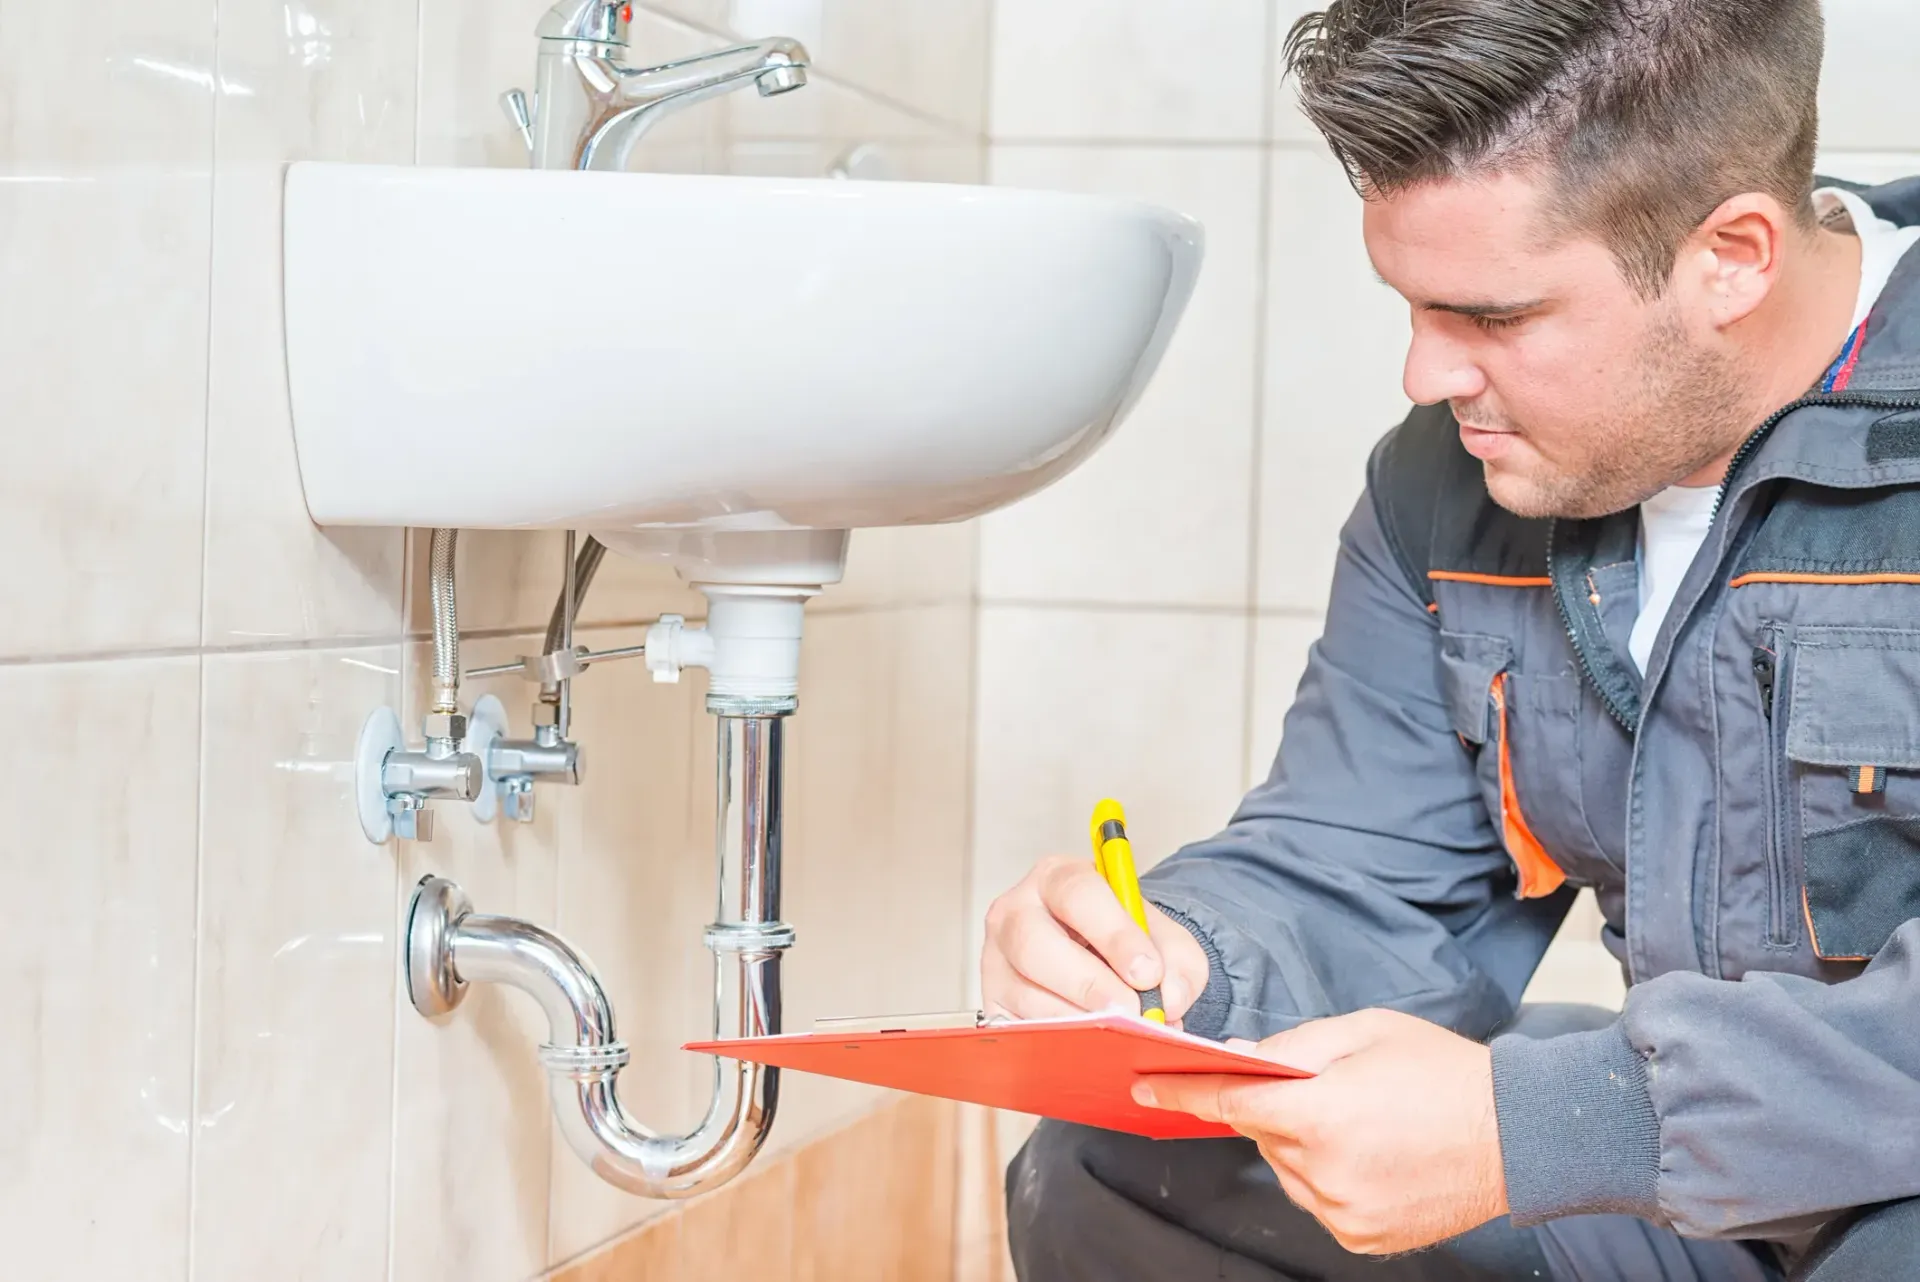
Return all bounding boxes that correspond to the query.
[1284,0,1825,296]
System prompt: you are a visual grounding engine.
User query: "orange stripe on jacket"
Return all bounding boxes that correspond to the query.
[1730,572,1920,588]
[1429,571,1554,588]
[1489,673,1568,900]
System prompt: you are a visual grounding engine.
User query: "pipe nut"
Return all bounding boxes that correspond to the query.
[539,1041,632,1079]
[532,700,561,729]
[423,711,469,743]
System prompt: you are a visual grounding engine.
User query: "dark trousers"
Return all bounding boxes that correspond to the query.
[1005,1006,1920,1281]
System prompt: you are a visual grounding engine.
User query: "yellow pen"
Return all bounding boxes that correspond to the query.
[1089,799,1166,1023]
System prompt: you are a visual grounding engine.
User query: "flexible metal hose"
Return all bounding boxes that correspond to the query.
[429,528,460,713]
[540,536,607,698]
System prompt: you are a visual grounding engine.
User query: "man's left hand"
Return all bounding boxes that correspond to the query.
[1134,1008,1508,1256]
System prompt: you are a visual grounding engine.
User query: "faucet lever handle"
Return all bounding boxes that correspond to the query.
[501,89,536,154]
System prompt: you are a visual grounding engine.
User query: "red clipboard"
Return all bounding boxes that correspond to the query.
[687,1012,1309,1139]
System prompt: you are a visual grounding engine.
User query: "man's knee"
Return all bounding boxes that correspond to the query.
[1004,1120,1112,1269]
[1794,1197,1920,1282]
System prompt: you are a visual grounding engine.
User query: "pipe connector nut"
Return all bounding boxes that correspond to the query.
[423,711,469,743]
[539,1041,632,1080]
[703,921,797,953]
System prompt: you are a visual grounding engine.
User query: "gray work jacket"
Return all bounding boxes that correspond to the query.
[1144,175,1920,1248]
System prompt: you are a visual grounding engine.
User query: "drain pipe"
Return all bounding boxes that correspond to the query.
[403,586,806,1197]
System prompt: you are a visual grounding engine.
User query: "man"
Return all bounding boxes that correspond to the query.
[982,2,1920,1279]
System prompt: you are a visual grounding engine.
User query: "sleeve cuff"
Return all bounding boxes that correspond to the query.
[1146,900,1231,1041]
[1491,1021,1662,1225]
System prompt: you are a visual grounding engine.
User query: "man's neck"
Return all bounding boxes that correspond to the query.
[1676,224,1864,488]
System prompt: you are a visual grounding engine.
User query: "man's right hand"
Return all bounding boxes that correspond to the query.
[981,855,1212,1026]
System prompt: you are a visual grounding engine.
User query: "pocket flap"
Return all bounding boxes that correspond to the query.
[1438,631,1512,745]
[1786,627,1920,769]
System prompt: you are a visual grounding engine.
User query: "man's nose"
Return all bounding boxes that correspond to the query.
[1402,322,1486,406]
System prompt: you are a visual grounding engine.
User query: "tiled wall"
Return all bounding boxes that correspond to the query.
[963,2,1920,1271]
[0,2,987,1279]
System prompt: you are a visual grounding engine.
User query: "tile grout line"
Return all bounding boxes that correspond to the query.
[633,2,980,141]
[974,597,1324,619]
[391,25,429,1282]
[990,136,1270,149]
[1242,0,1282,787]
[184,652,209,1282]
[0,606,976,669]
[185,0,222,1269]
[386,530,417,1282]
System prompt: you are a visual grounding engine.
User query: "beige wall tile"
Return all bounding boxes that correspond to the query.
[968,606,1250,990]
[952,1103,1013,1282]
[1268,2,1320,146]
[819,523,978,614]
[1245,613,1319,791]
[0,173,210,658]
[982,146,1261,609]
[990,0,1273,142]
[797,0,992,134]
[0,0,214,657]
[678,1157,797,1281]
[392,635,561,1282]
[1820,1,1920,152]
[1522,890,1628,1012]
[200,0,415,647]
[779,605,974,1135]
[552,1210,684,1282]
[639,0,731,33]
[0,658,199,1277]
[191,647,402,1281]
[1258,146,1411,615]
[1817,151,1920,188]
[793,1097,957,1282]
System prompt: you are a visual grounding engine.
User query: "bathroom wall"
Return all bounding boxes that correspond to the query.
[961,1,1920,1274]
[0,2,987,1280]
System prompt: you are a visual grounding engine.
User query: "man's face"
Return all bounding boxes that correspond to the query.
[1364,172,1751,519]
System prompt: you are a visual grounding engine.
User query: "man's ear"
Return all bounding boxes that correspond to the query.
[1676,192,1792,328]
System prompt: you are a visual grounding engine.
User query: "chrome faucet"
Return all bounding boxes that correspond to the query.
[503,0,809,172]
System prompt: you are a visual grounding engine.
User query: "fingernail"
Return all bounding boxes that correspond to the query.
[1163,976,1189,1012]
[1128,957,1157,988]
[1131,1082,1156,1107]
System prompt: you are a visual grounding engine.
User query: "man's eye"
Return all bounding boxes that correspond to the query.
[1471,313,1525,332]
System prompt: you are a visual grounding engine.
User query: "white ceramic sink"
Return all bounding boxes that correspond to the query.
[284,163,1202,533]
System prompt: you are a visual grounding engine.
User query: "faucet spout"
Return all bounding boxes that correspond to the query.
[579,38,810,171]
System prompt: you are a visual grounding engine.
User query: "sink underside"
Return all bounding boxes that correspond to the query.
[284,164,1203,532]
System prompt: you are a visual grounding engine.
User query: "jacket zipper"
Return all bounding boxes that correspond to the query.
[1711,391,1920,518]
[1751,626,1793,947]
[1551,391,1920,732]
[1546,520,1636,731]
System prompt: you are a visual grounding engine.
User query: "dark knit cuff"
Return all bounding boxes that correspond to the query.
[1147,901,1231,1041]
[1491,1021,1662,1225]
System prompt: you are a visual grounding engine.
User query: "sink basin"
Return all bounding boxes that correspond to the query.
[284,164,1202,532]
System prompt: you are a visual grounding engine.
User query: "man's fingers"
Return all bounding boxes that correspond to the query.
[1132,1074,1308,1134]
[1256,1008,1408,1075]
[996,908,1142,1014]
[1143,904,1207,1015]
[981,947,1104,1021]
[1039,860,1162,991]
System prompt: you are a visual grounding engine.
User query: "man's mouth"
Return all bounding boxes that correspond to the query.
[1458,422,1518,461]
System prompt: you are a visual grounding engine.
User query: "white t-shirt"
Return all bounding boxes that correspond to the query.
[1626,188,1920,675]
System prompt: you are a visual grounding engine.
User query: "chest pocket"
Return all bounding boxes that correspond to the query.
[1777,626,1920,961]
[1439,630,1585,899]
